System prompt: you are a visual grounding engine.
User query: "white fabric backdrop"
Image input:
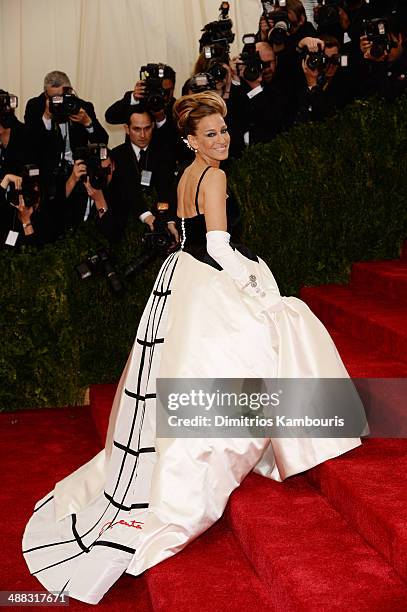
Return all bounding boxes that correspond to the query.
[0,0,317,147]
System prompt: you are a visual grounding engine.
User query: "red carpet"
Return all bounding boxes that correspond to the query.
[2,246,407,610]
[350,260,407,302]
[146,521,275,612]
[227,469,407,612]
[300,285,407,365]
[306,438,407,583]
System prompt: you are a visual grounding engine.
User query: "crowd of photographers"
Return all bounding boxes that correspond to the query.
[1,0,407,279]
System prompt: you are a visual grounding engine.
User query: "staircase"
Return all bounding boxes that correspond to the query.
[4,246,407,611]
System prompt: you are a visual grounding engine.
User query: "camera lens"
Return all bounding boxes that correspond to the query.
[243,65,260,82]
[65,97,80,114]
[208,62,227,81]
[147,94,165,112]
[370,43,385,59]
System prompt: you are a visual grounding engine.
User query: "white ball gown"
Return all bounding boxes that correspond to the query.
[22,170,361,604]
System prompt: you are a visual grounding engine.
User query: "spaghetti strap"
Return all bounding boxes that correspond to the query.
[194,166,212,215]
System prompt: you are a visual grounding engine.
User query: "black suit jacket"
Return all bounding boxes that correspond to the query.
[233,81,287,146]
[24,93,108,179]
[105,90,137,124]
[294,69,356,125]
[111,138,177,220]
[0,186,64,248]
[64,172,137,243]
[355,50,407,102]
[0,117,36,180]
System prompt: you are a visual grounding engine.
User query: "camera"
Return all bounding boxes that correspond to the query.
[238,34,264,82]
[298,45,348,71]
[125,203,174,277]
[199,2,235,50]
[305,49,330,70]
[73,144,110,190]
[363,17,397,58]
[7,164,41,208]
[188,73,217,93]
[139,63,172,113]
[267,9,291,45]
[315,0,341,29]
[76,248,123,294]
[203,39,230,81]
[0,92,18,112]
[49,87,82,123]
[0,91,18,128]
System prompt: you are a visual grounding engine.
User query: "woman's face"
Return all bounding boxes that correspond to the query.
[188,113,230,163]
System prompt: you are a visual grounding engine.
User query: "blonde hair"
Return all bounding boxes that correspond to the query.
[173,91,227,137]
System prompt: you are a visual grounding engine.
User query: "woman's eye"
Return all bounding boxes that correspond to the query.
[206,132,216,137]
[221,128,228,134]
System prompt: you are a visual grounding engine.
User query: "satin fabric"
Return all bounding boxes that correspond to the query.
[22,250,361,604]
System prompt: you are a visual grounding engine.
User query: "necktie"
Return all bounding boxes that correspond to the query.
[139,148,147,171]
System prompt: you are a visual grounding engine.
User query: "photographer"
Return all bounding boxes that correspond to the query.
[192,50,233,101]
[104,64,180,156]
[229,40,287,147]
[111,108,179,242]
[357,12,407,101]
[294,34,355,122]
[24,71,108,198]
[261,1,319,124]
[0,170,63,249]
[193,0,235,104]
[64,146,133,243]
[260,1,317,52]
[313,1,351,43]
[0,90,34,180]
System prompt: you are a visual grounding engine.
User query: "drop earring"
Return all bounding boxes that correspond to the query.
[182,138,198,153]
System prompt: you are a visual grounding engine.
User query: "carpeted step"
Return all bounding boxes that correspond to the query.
[329,329,407,377]
[326,330,407,436]
[145,519,276,612]
[226,471,407,612]
[0,407,152,611]
[90,383,117,444]
[300,285,407,364]
[305,438,407,583]
[350,260,407,304]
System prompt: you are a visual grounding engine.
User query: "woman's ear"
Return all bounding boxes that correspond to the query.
[187,135,198,152]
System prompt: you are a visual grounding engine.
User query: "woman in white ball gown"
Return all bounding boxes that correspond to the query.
[22,91,361,604]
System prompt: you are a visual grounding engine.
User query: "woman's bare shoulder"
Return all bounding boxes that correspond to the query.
[206,166,226,177]
[202,166,226,188]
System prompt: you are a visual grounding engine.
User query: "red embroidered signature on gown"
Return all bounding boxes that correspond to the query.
[99,519,144,537]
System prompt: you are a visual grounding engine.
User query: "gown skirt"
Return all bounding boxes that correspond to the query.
[22,248,361,604]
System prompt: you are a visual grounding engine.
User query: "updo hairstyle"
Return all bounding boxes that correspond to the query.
[173,91,227,137]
